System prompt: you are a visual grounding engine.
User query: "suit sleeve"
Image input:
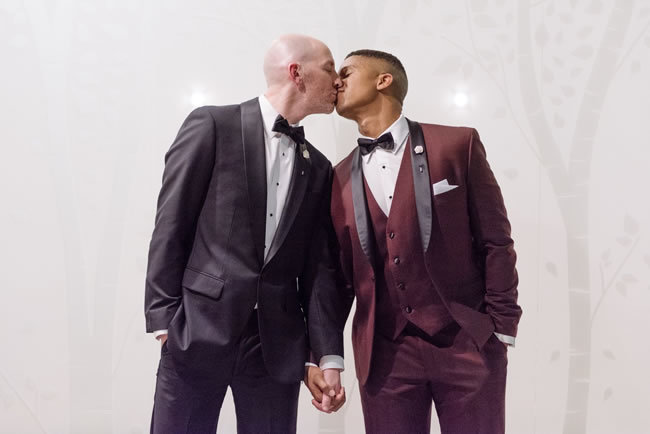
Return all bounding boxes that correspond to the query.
[298,163,345,362]
[466,129,522,337]
[333,235,356,335]
[330,168,357,334]
[144,107,216,332]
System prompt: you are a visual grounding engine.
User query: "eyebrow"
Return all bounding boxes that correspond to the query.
[339,65,354,74]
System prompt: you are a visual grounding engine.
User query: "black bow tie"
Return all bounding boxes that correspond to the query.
[272,115,305,144]
[357,132,395,156]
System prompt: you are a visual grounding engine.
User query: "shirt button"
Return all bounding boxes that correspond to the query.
[393,257,400,265]
[397,282,405,290]
[389,232,395,239]
[404,306,412,314]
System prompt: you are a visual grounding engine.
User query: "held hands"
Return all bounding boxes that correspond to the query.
[157,334,168,346]
[304,366,346,413]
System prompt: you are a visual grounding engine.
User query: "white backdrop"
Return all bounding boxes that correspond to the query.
[1,0,649,433]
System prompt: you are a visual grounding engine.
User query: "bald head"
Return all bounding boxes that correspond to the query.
[261,34,339,122]
[263,34,330,86]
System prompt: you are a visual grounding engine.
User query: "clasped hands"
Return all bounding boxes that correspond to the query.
[159,334,345,412]
[304,365,346,413]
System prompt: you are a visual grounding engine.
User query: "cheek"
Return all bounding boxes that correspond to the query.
[311,74,332,93]
[348,81,367,100]
[320,76,332,89]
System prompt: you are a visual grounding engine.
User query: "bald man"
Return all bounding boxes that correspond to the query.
[145,34,345,433]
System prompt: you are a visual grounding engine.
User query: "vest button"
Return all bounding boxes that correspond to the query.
[389,232,395,239]
[397,282,405,290]
[393,257,400,264]
[404,305,412,314]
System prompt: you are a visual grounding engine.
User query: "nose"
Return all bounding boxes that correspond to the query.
[334,75,343,88]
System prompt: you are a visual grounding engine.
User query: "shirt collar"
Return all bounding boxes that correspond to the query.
[359,114,409,156]
[258,94,300,139]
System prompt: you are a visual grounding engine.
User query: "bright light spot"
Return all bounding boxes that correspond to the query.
[453,91,469,108]
[190,91,206,108]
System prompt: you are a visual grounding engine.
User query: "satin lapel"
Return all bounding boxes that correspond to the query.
[241,98,267,266]
[407,119,433,252]
[350,147,377,269]
[264,141,311,267]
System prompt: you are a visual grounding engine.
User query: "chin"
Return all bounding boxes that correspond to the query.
[311,100,335,114]
[335,104,351,119]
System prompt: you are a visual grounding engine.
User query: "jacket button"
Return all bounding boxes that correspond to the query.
[404,306,412,314]
[397,282,405,290]
[389,232,395,239]
[393,257,400,264]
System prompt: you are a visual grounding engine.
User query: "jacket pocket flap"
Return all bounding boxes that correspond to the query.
[447,301,494,349]
[182,268,225,300]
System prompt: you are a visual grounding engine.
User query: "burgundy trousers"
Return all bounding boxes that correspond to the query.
[359,324,508,434]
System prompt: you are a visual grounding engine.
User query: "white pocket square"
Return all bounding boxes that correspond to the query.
[432,179,459,196]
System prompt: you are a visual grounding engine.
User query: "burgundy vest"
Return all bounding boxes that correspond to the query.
[363,143,453,340]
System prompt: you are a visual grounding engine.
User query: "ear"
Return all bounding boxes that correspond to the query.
[289,63,303,85]
[376,73,393,91]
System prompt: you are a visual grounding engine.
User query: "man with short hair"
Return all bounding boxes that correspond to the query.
[145,34,345,433]
[323,49,522,433]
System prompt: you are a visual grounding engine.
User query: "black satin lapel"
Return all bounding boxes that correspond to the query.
[264,144,311,266]
[241,98,267,266]
[407,119,433,252]
[350,148,376,268]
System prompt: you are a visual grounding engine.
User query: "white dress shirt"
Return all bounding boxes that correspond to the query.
[360,115,410,216]
[359,115,515,347]
[258,94,296,259]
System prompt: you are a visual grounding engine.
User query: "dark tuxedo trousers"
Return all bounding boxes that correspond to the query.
[330,120,522,433]
[144,98,343,433]
[152,313,301,433]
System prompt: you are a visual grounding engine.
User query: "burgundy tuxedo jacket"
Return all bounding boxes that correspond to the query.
[330,119,522,384]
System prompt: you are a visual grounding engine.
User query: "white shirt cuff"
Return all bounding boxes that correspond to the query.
[494,332,515,347]
[153,329,168,339]
[319,355,344,371]
[305,362,318,368]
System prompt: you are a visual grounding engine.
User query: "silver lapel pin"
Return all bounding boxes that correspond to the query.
[300,143,310,160]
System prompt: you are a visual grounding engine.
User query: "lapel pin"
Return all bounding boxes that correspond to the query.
[300,143,310,160]
[414,145,424,154]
